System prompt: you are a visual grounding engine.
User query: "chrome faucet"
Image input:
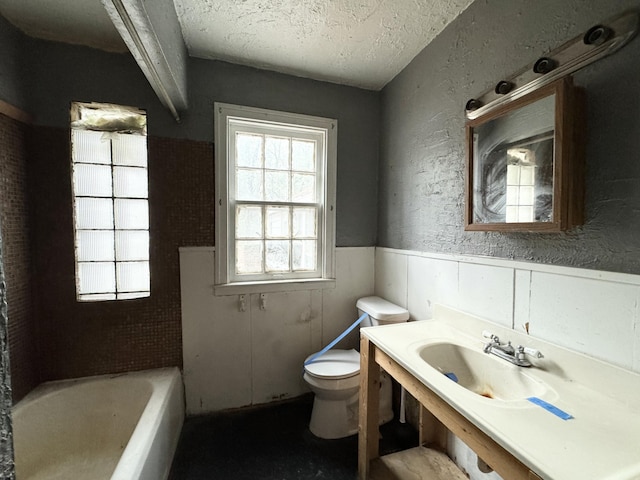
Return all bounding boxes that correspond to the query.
[482,331,543,367]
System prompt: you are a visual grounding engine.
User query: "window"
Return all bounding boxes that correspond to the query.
[70,102,150,301]
[214,103,336,289]
[504,133,554,223]
[505,159,536,223]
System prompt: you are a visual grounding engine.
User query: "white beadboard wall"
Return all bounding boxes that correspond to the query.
[375,246,640,480]
[375,247,640,373]
[179,246,375,415]
[180,244,640,478]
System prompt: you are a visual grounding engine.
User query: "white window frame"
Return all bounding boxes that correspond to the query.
[214,103,336,294]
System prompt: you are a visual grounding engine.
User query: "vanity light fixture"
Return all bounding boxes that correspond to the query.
[465,10,638,120]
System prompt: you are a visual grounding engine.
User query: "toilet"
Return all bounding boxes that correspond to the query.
[303,296,410,439]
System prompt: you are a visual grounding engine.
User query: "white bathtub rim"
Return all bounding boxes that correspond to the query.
[12,367,185,480]
[110,367,184,480]
[13,367,174,410]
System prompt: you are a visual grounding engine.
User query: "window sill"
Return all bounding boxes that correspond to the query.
[213,278,336,296]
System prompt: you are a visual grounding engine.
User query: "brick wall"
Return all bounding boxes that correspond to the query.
[0,113,38,402]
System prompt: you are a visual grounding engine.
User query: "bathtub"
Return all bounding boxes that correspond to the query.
[12,367,184,480]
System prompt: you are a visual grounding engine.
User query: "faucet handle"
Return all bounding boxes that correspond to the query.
[482,330,497,341]
[517,345,544,359]
[523,347,544,359]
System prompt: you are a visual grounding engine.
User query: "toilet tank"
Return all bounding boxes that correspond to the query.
[356,296,409,326]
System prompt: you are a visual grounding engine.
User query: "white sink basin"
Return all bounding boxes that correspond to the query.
[418,342,547,401]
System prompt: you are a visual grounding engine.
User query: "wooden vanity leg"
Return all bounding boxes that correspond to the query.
[358,335,380,480]
[419,405,448,452]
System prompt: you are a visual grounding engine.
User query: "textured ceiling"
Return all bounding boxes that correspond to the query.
[173,0,475,89]
[0,0,474,90]
[0,0,127,53]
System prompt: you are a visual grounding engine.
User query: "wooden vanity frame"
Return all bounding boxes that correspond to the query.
[358,335,543,480]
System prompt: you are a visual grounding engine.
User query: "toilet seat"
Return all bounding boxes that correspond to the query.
[304,349,360,379]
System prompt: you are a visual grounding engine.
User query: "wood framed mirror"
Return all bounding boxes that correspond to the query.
[465,77,584,232]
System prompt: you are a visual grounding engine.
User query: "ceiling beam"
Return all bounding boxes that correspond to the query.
[101,0,188,122]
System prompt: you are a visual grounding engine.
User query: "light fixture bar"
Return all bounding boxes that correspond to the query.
[465,10,639,120]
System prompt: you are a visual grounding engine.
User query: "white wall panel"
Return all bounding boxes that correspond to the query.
[374,248,407,308]
[529,272,638,370]
[458,262,514,327]
[322,247,375,350]
[449,435,502,480]
[310,289,323,354]
[251,291,313,404]
[180,246,375,413]
[513,269,532,332]
[203,294,253,410]
[180,248,252,415]
[407,255,459,320]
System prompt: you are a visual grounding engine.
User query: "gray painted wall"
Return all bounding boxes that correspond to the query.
[0,15,25,111]
[379,0,640,274]
[21,37,380,247]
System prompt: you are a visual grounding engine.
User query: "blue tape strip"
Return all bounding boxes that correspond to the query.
[303,312,368,367]
[443,372,459,383]
[527,397,573,420]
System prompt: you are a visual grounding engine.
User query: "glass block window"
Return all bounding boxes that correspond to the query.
[505,155,536,223]
[215,104,336,285]
[70,102,149,301]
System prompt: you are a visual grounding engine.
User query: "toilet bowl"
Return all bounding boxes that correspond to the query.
[303,296,409,439]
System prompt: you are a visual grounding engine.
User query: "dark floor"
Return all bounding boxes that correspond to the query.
[169,395,418,480]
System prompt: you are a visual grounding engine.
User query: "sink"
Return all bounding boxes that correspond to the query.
[419,342,547,401]
[362,310,640,480]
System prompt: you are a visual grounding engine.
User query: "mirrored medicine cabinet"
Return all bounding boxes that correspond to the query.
[465,77,584,232]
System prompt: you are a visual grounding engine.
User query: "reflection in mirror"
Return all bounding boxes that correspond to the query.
[505,135,553,223]
[465,78,584,232]
[473,94,555,224]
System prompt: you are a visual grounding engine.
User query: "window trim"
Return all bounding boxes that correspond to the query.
[214,103,337,292]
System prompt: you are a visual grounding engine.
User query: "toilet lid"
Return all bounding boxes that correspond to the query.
[304,349,360,379]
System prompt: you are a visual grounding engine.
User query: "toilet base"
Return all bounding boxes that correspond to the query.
[308,371,394,439]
